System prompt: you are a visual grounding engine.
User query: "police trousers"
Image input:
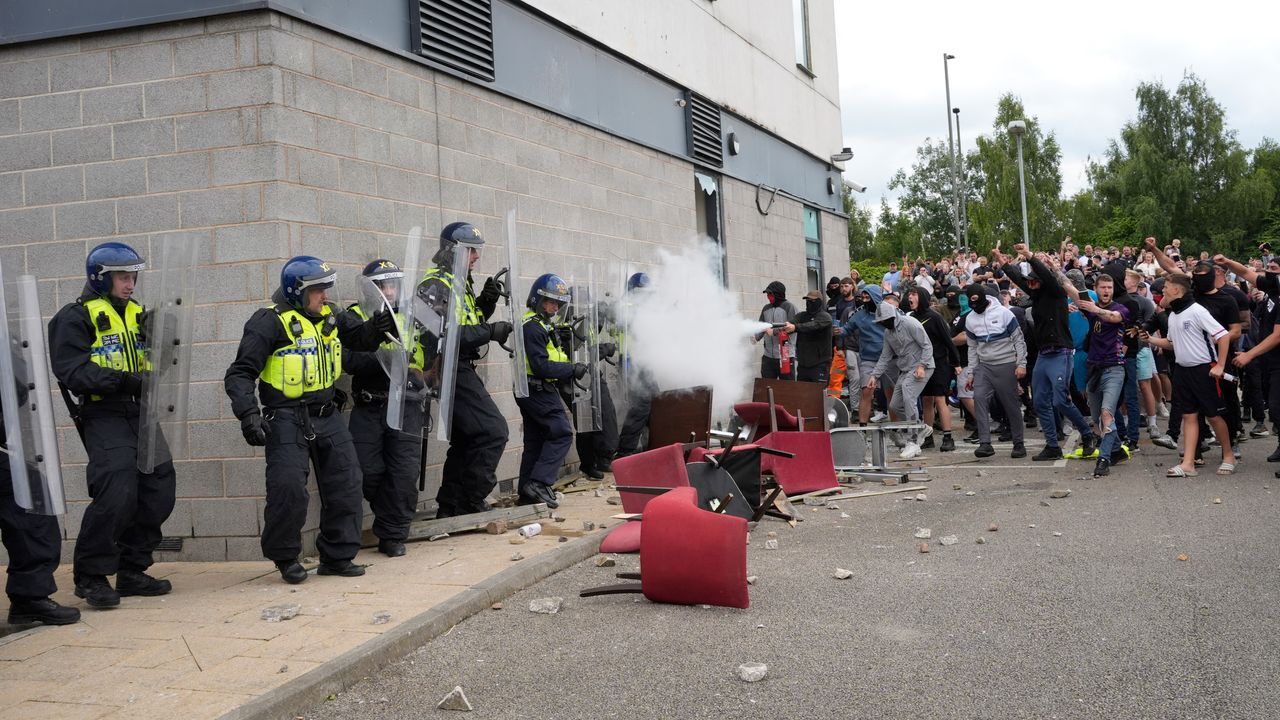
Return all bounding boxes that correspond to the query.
[516,387,574,490]
[0,462,62,600]
[573,375,618,471]
[349,400,423,543]
[75,413,176,577]
[262,407,362,564]
[436,365,508,517]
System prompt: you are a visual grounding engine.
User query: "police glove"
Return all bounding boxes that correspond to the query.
[372,307,399,339]
[599,342,617,359]
[241,413,270,447]
[489,321,514,346]
[479,276,502,308]
[554,325,575,348]
[407,368,426,392]
[573,363,589,380]
[120,372,147,399]
[136,309,153,341]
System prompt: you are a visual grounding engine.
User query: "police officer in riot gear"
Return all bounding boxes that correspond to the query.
[419,222,513,518]
[345,260,424,558]
[616,272,656,455]
[48,242,178,609]
[224,256,396,584]
[517,275,586,507]
[572,320,619,480]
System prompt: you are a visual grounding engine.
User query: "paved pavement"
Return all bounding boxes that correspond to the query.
[0,488,618,720]
[305,434,1280,720]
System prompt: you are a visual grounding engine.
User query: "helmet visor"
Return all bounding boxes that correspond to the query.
[100,260,146,274]
[297,269,338,293]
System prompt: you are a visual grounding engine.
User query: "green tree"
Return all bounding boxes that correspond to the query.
[873,197,920,262]
[843,184,875,263]
[886,139,974,257]
[969,94,1065,252]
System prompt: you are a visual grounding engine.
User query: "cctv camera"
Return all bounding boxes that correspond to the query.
[846,181,867,194]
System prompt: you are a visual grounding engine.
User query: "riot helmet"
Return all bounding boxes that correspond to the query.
[527,273,572,315]
[362,259,404,308]
[86,241,145,296]
[280,256,337,311]
[627,272,651,292]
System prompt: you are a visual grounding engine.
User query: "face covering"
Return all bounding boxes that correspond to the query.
[1191,272,1215,295]
[968,294,989,313]
[1169,295,1194,313]
[946,292,960,308]
[879,317,896,331]
[806,298,822,314]
[766,292,777,305]
[861,295,875,311]
[1257,271,1280,295]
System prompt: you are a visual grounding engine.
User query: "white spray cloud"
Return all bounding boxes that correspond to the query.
[624,240,766,419]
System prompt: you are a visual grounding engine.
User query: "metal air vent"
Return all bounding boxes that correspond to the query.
[686,92,723,167]
[411,0,496,82]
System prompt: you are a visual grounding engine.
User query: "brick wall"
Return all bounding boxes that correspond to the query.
[0,11,847,561]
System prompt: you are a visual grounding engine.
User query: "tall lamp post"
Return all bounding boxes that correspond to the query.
[953,106,967,252]
[942,53,960,252]
[1008,119,1030,249]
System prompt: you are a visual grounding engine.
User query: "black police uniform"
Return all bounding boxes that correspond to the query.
[224,292,383,566]
[343,305,424,548]
[517,310,576,502]
[574,369,618,473]
[419,269,510,518]
[48,288,177,584]
[0,425,62,606]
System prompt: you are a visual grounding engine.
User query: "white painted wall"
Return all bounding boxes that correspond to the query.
[521,0,843,163]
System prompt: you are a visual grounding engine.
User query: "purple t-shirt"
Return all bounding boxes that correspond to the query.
[1085,302,1129,366]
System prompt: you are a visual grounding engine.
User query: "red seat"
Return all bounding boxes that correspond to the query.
[612,443,690,514]
[599,521,642,554]
[756,431,839,495]
[639,487,749,608]
[733,402,801,435]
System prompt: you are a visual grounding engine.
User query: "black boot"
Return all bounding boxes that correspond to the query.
[276,560,308,585]
[1032,446,1063,461]
[8,597,81,626]
[116,569,172,597]
[519,482,559,509]
[378,539,407,558]
[1268,443,1280,463]
[1081,433,1100,458]
[598,459,613,472]
[920,435,935,449]
[1093,457,1111,477]
[317,560,366,577]
[73,574,120,609]
[939,433,955,452]
[582,466,605,480]
[997,426,1013,442]
[1010,442,1027,459]
[974,443,995,458]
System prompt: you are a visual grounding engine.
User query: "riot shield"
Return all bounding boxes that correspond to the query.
[138,233,198,474]
[377,229,424,436]
[416,239,475,443]
[569,268,602,432]
[503,210,529,399]
[604,252,633,409]
[0,264,65,515]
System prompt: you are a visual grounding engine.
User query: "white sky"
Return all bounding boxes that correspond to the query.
[833,0,1280,205]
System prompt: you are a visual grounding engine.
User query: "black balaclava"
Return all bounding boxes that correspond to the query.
[1257,271,1280,296]
[945,288,960,308]
[1192,271,1215,295]
[806,296,822,314]
[964,284,990,313]
[879,316,896,331]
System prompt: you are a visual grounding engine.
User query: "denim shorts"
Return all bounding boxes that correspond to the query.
[1135,347,1155,381]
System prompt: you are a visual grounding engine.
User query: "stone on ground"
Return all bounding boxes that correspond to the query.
[437,686,473,711]
[737,662,769,682]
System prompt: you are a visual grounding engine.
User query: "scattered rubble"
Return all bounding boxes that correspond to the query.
[965,491,976,496]
[278,664,288,674]
[371,611,391,625]
[976,537,986,545]
[1213,498,1222,505]
[1050,489,1071,499]
[940,535,959,546]
[1177,554,1189,562]
[825,501,841,510]
[490,602,503,610]
[528,597,563,614]
[913,528,932,539]
[915,493,927,502]
[840,512,851,519]
[918,542,930,554]
[764,539,779,550]
[833,568,853,580]
[976,470,987,477]
[746,576,758,585]
[953,484,963,490]
[484,520,507,535]
[803,497,828,506]
[508,537,525,545]
[261,604,301,622]
[428,533,450,542]
[437,686,473,711]
[737,662,768,682]
[605,496,622,505]
[594,556,616,568]
[510,552,524,561]
[582,521,596,531]
[988,523,999,532]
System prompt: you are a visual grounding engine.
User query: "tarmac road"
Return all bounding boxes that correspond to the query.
[306,441,1280,720]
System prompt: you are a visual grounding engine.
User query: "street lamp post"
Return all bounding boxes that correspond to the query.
[1008,119,1030,249]
[942,53,960,253]
[953,106,967,252]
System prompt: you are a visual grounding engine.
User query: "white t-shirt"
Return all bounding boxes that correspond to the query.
[1167,302,1227,367]
[1134,261,1159,278]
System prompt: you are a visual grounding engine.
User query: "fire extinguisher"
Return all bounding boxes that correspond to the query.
[778,330,792,376]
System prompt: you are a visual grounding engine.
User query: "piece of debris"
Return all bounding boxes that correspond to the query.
[913,528,932,539]
[1028,524,1037,528]
[953,484,963,490]
[976,470,987,477]
[558,536,568,543]
[605,496,622,506]
[555,491,566,502]
[915,493,927,502]
[833,568,854,580]
[940,535,959,546]
[278,664,288,674]
[428,533,450,542]
[976,537,986,545]
[594,556,616,568]
[965,491,976,496]
[517,524,541,538]
[594,487,606,497]
[261,604,301,622]
[746,576,758,585]
[825,501,841,510]
[803,496,828,506]
[510,552,524,561]
[767,531,778,538]
[1177,554,1189,562]
[582,521,596,531]
[490,602,503,610]
[437,686,473,711]
[764,539,779,550]
[839,512,850,519]
[552,515,566,523]
[1213,498,1222,505]
[918,542,930,553]
[1040,501,1051,507]
[1049,489,1071,499]
[1052,532,1063,537]
[371,611,391,625]
[484,520,507,535]
[508,537,525,545]
[737,662,769,682]
[528,597,563,614]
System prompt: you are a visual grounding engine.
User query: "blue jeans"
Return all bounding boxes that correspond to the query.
[1034,350,1092,449]
[1115,357,1141,446]
[1087,365,1126,459]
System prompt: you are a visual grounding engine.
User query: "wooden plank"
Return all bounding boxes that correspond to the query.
[818,485,928,502]
[786,486,843,503]
[539,523,587,538]
[363,504,550,547]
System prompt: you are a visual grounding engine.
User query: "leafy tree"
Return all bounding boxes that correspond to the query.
[843,185,875,263]
[968,94,1065,252]
[886,139,974,257]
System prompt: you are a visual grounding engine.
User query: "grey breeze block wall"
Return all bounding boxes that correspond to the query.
[0,10,849,562]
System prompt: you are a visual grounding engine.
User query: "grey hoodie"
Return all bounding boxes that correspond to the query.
[871,302,934,379]
[756,299,798,360]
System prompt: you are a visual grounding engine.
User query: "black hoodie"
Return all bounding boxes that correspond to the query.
[909,288,961,369]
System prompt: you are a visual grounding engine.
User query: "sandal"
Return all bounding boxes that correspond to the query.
[1166,465,1199,478]
[1217,463,1235,476]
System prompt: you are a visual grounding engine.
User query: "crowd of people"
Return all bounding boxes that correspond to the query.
[759,236,1279,480]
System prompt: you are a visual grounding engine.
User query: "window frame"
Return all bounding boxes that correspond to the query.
[792,0,814,76]
[803,206,822,293]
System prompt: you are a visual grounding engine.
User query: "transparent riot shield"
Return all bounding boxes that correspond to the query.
[0,263,65,515]
[569,269,602,433]
[503,210,529,399]
[138,233,198,474]
[374,229,424,436]
[416,239,474,443]
[605,252,633,409]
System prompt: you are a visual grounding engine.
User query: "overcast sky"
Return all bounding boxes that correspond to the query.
[833,0,1280,209]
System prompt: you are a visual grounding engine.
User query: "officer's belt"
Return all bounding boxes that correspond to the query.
[84,394,137,404]
[527,378,559,392]
[355,390,388,405]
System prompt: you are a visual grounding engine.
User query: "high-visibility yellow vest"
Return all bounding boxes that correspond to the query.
[522,310,569,377]
[83,296,150,401]
[260,304,342,400]
[420,268,480,326]
[348,305,424,370]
